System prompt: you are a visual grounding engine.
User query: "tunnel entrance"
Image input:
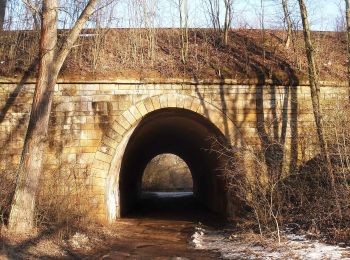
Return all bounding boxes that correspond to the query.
[118,108,230,219]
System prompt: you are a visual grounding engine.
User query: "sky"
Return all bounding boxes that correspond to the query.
[4,0,345,31]
[98,0,345,31]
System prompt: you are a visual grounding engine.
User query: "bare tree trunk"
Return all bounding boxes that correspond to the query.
[206,0,220,31]
[223,0,232,46]
[9,0,99,233]
[281,0,292,48]
[260,0,265,61]
[345,0,350,100]
[0,0,6,30]
[184,0,188,58]
[179,0,188,64]
[8,0,58,232]
[297,0,334,185]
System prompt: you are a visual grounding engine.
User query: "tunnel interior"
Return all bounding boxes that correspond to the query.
[119,108,230,218]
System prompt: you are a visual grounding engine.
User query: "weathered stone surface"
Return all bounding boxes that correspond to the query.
[0,79,346,222]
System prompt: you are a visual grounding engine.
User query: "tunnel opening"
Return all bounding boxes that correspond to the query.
[142,154,193,193]
[136,153,196,219]
[118,108,231,221]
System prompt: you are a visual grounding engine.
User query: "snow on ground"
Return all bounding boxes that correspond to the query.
[191,225,350,259]
[142,191,193,198]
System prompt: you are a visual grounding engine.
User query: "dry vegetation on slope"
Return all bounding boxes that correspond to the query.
[0,28,347,82]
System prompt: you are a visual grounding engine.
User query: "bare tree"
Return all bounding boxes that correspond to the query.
[0,0,6,29]
[345,0,350,98]
[178,0,188,63]
[205,0,232,45]
[297,0,334,186]
[206,0,220,31]
[9,0,99,233]
[223,0,233,45]
[260,0,266,61]
[281,0,292,48]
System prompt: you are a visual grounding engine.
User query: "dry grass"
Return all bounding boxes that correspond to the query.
[0,170,16,226]
[0,29,347,82]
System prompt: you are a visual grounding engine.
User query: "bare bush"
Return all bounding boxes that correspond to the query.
[35,164,94,237]
[212,99,350,244]
[211,139,285,242]
[0,169,16,225]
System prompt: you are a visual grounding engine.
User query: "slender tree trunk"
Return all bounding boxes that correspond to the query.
[9,0,99,233]
[345,0,350,100]
[179,0,188,64]
[184,0,188,59]
[298,0,334,185]
[223,0,232,46]
[179,0,185,63]
[0,0,6,30]
[281,0,292,48]
[8,0,58,232]
[261,0,265,61]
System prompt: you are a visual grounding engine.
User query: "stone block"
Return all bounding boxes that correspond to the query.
[91,167,108,179]
[129,105,142,121]
[105,128,122,142]
[80,146,98,153]
[183,97,193,110]
[143,97,154,112]
[117,115,131,130]
[122,110,137,125]
[77,153,95,164]
[82,84,100,91]
[151,96,161,110]
[111,122,126,135]
[176,95,185,108]
[159,95,168,108]
[190,99,201,112]
[81,123,95,130]
[80,139,100,147]
[93,95,112,102]
[100,144,116,156]
[100,84,116,92]
[102,135,120,148]
[136,102,148,116]
[80,130,102,140]
[167,94,177,107]
[95,151,113,163]
[93,159,110,171]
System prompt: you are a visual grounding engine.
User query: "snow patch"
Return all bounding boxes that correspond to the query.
[191,225,350,259]
[68,233,91,250]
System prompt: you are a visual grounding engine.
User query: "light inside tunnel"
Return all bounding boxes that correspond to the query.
[142,153,193,192]
[118,108,230,217]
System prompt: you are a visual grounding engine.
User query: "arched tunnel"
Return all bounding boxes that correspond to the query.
[118,108,233,218]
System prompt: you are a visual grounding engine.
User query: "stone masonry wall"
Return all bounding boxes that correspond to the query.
[0,79,347,220]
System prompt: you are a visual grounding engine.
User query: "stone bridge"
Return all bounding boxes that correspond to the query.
[0,78,346,222]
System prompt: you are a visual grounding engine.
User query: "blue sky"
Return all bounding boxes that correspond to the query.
[4,0,345,31]
[113,0,343,31]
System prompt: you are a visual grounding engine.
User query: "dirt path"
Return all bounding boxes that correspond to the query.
[76,218,220,259]
[1,193,223,259]
[79,193,222,259]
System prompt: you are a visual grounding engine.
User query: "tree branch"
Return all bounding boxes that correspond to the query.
[54,0,99,71]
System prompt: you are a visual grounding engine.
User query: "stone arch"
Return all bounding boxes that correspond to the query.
[90,93,241,222]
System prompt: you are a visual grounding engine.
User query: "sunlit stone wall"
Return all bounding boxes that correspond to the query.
[0,78,346,221]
